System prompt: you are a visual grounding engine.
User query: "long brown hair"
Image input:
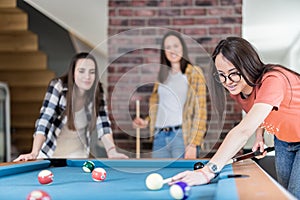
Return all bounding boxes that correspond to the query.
[158,31,192,83]
[211,37,300,86]
[59,52,104,131]
[211,37,300,114]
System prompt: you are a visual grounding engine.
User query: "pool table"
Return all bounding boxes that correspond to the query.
[0,159,294,199]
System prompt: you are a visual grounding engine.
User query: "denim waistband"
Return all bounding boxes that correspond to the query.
[155,125,182,132]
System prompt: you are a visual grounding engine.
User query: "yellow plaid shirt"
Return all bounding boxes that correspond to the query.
[148,64,207,146]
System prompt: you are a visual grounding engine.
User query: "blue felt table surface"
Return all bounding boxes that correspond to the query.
[0,159,238,200]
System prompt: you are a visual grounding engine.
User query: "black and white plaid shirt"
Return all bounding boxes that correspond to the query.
[35,79,112,158]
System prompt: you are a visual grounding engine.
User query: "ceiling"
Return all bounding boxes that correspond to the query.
[243,0,300,72]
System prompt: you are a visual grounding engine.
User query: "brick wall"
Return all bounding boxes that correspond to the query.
[107,0,243,158]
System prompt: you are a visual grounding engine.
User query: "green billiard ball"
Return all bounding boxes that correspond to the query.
[82,161,95,173]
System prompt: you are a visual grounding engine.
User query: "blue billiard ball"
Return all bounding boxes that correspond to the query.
[169,181,191,200]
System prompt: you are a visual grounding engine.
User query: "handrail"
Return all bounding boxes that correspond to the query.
[0,82,10,162]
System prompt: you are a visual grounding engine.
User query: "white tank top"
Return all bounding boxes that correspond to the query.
[53,107,89,158]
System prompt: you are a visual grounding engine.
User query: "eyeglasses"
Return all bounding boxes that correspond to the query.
[213,72,241,83]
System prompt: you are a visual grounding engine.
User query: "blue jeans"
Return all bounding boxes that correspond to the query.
[152,128,185,159]
[274,136,300,199]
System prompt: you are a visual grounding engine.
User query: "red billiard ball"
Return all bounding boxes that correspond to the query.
[92,167,106,182]
[38,170,54,185]
[26,190,51,200]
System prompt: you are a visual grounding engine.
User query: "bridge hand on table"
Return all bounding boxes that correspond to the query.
[169,169,215,186]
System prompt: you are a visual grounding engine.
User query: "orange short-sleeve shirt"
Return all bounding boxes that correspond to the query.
[231,67,300,142]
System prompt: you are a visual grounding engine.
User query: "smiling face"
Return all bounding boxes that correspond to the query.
[215,53,253,95]
[164,35,183,65]
[74,58,96,94]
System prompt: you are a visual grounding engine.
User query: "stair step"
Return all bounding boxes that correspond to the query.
[11,101,42,116]
[11,128,34,153]
[11,114,37,128]
[0,8,27,31]
[0,51,47,70]
[0,2,55,156]
[0,31,38,51]
[0,70,55,86]
[10,86,47,102]
[0,0,16,8]
[12,128,34,139]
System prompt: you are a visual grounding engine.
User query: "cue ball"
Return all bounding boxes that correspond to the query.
[145,173,164,190]
[92,167,107,182]
[26,190,51,200]
[169,181,191,200]
[193,162,204,170]
[82,161,95,173]
[38,170,54,185]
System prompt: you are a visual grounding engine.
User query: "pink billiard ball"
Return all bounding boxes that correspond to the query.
[92,167,106,182]
[38,170,54,185]
[26,189,51,200]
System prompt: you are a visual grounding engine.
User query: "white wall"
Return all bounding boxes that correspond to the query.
[24,0,108,57]
[243,0,300,72]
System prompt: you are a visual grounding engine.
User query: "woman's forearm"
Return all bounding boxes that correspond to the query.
[31,134,46,157]
[101,133,116,153]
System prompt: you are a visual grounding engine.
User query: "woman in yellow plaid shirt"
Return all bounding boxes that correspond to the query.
[133,31,207,159]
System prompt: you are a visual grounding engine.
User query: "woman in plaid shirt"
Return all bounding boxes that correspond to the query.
[133,31,207,159]
[14,52,128,160]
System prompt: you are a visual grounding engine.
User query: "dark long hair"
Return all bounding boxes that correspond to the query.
[211,37,300,86]
[59,52,104,131]
[158,31,192,83]
[210,37,300,114]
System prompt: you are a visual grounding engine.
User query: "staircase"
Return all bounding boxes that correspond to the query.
[0,0,55,158]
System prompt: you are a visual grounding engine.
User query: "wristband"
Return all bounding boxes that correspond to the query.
[196,170,210,183]
[107,146,116,153]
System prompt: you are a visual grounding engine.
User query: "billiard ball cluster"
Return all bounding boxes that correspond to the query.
[82,161,107,182]
[145,161,205,199]
[145,173,191,200]
[28,160,107,199]
[30,160,204,199]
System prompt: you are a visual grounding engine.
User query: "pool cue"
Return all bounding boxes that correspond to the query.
[193,147,275,171]
[227,146,275,164]
[136,100,140,159]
